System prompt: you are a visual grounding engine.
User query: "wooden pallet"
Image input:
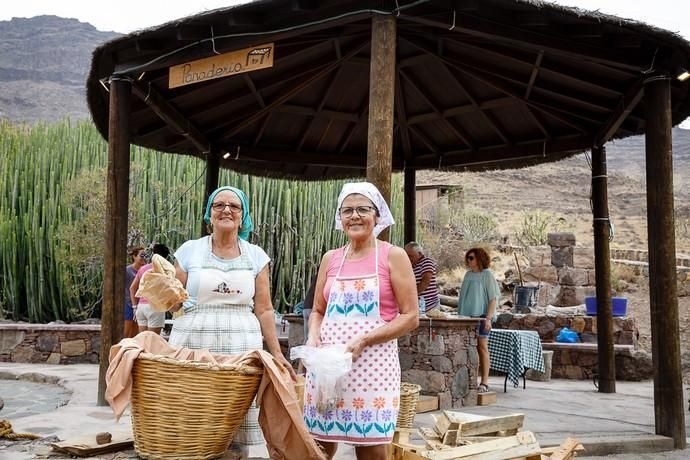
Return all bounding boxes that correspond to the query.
[388,410,583,460]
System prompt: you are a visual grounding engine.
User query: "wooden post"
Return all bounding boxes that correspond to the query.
[644,74,687,449]
[366,14,396,242]
[404,166,416,244]
[98,76,131,406]
[201,148,220,236]
[591,145,615,393]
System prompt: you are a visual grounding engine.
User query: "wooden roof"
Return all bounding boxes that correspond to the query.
[86,0,690,179]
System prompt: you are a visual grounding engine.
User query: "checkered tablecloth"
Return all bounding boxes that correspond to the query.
[488,329,545,388]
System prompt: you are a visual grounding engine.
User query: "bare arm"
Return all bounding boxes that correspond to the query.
[130,271,142,307]
[346,246,419,360]
[306,251,334,347]
[168,261,187,313]
[254,265,297,380]
[417,271,433,293]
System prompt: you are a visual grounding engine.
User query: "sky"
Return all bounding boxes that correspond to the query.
[1,0,688,126]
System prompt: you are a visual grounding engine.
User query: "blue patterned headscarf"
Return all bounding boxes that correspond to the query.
[203,186,253,240]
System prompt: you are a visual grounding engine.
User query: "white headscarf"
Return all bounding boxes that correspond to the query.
[335,182,395,237]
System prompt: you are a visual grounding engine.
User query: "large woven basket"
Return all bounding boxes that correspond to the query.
[130,353,263,460]
[396,382,421,429]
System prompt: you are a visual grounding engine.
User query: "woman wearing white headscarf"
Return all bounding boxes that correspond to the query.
[304,182,419,460]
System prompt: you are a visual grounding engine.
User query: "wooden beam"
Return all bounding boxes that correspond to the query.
[131,80,210,153]
[338,104,368,154]
[367,14,396,242]
[219,40,369,142]
[524,105,552,140]
[201,148,220,236]
[591,145,616,393]
[273,104,360,122]
[413,134,586,168]
[643,74,687,449]
[395,66,413,160]
[297,52,346,151]
[243,74,266,108]
[438,34,626,97]
[407,97,515,125]
[404,166,416,244]
[400,69,475,149]
[525,50,544,100]
[398,12,645,72]
[98,77,131,406]
[595,79,644,146]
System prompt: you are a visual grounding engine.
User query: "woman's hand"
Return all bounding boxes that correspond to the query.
[305,334,321,348]
[483,317,492,333]
[272,352,297,381]
[345,335,368,362]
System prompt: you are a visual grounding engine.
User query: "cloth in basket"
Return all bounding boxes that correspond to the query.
[106,332,326,460]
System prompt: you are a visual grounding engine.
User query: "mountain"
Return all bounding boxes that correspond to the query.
[0,15,120,123]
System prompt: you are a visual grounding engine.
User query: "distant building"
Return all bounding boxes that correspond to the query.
[416,184,464,223]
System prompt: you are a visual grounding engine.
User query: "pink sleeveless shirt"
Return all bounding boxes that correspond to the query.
[323,241,399,322]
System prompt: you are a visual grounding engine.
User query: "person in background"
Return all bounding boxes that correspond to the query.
[305,182,418,460]
[404,242,440,313]
[457,247,500,394]
[301,270,318,342]
[130,243,170,335]
[124,246,145,338]
[168,185,295,459]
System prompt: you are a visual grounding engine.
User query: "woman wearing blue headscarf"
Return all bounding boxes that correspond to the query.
[169,186,295,456]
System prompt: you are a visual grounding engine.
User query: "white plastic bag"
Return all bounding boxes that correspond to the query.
[290,345,352,414]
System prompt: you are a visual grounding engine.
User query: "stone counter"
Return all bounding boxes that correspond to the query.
[0,323,101,364]
[283,314,480,408]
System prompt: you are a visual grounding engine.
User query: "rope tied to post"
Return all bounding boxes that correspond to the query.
[0,420,41,440]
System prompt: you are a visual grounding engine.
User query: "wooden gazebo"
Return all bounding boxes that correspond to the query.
[86,0,689,448]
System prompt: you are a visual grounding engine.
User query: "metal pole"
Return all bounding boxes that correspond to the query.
[98,76,131,405]
[644,74,686,448]
[366,14,396,242]
[591,145,615,393]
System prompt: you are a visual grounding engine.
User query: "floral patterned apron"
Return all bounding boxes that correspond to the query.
[303,241,400,445]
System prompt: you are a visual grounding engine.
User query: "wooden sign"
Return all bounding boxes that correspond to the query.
[169,43,274,89]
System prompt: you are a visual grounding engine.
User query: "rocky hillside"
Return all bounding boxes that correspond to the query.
[419,128,690,253]
[0,15,119,123]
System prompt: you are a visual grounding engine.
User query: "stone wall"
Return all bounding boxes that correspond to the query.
[541,343,653,381]
[397,318,479,409]
[493,312,638,346]
[0,323,100,364]
[517,234,690,305]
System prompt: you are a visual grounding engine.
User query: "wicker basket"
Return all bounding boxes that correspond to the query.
[130,353,263,460]
[396,382,421,429]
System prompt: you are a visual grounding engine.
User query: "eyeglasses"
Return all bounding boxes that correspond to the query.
[339,206,376,218]
[467,255,475,261]
[211,202,242,213]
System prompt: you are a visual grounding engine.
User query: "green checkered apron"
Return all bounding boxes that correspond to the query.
[169,238,263,446]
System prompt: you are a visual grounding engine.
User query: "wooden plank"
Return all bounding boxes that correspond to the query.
[548,438,584,460]
[443,411,524,437]
[441,429,458,445]
[51,431,133,457]
[169,43,274,88]
[432,413,452,436]
[422,431,538,459]
[416,395,438,413]
[477,391,497,406]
